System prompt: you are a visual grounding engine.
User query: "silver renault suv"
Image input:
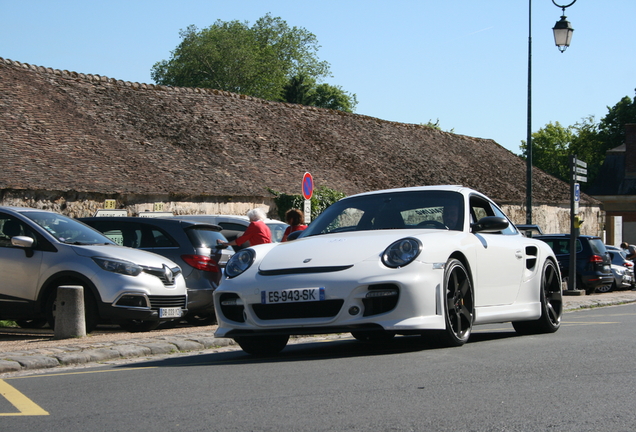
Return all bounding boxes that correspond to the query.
[0,207,188,332]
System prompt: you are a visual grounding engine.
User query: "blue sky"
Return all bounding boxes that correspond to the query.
[2,1,634,155]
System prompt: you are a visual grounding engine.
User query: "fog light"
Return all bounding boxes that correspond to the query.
[349,306,360,315]
[365,289,398,298]
[221,298,244,306]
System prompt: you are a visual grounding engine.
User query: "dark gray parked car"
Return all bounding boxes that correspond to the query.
[81,217,233,325]
[535,234,613,294]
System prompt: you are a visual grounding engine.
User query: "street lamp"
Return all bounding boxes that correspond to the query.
[526,0,578,225]
[552,1,577,53]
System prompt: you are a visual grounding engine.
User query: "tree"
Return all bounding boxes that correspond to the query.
[598,92,636,151]
[151,13,355,111]
[520,121,574,183]
[281,74,357,112]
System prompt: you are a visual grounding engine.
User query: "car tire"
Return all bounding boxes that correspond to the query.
[118,320,160,332]
[351,330,395,343]
[234,335,289,355]
[513,259,562,335]
[596,283,614,293]
[45,285,100,333]
[429,258,474,347]
[16,319,48,329]
[185,312,217,326]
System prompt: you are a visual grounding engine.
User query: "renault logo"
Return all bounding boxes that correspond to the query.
[163,264,174,284]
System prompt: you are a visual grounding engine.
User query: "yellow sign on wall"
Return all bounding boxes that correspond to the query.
[104,199,116,209]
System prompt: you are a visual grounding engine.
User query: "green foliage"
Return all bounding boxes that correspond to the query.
[0,320,17,328]
[282,74,357,112]
[421,119,455,133]
[151,14,355,111]
[521,89,636,189]
[598,93,636,151]
[520,121,574,183]
[268,186,346,221]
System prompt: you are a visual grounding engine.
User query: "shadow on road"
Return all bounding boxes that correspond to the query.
[117,329,520,370]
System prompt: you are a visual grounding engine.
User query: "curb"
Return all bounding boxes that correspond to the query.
[0,333,236,375]
[2,292,636,375]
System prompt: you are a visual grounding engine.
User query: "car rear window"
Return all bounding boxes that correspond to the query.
[540,238,582,254]
[186,227,227,248]
[588,239,607,255]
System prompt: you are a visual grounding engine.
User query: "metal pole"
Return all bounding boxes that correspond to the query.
[526,0,533,224]
[568,155,577,291]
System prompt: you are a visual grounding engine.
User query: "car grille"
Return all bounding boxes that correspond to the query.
[148,295,187,311]
[258,265,353,276]
[142,265,182,286]
[251,300,344,320]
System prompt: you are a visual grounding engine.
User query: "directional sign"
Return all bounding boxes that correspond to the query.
[572,157,587,183]
[302,172,314,200]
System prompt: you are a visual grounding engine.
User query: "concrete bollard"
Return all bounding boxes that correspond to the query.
[54,285,87,339]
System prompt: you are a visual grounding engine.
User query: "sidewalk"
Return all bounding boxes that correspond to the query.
[1,290,635,376]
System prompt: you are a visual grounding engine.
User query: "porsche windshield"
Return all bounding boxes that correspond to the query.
[303,190,465,236]
[22,211,116,245]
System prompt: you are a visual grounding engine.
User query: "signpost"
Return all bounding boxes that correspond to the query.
[302,172,313,224]
[568,156,587,292]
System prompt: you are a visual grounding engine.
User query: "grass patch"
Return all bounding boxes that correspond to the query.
[0,320,18,328]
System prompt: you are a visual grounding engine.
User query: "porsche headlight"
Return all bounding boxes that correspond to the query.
[382,238,422,268]
[225,249,256,278]
[92,257,143,276]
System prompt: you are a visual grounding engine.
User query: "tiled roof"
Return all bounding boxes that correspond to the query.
[0,57,580,204]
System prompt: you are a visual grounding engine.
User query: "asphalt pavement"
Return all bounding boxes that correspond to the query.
[1,289,635,376]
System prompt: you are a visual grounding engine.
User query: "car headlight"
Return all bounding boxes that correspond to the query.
[382,238,422,268]
[225,249,256,278]
[92,257,143,276]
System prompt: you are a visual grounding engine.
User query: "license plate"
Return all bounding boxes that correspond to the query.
[261,287,325,304]
[159,307,183,318]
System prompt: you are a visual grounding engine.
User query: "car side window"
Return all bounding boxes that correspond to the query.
[218,222,248,242]
[151,229,177,248]
[0,215,26,248]
[469,195,516,235]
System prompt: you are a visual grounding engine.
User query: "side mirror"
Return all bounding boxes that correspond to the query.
[471,216,509,233]
[12,236,35,257]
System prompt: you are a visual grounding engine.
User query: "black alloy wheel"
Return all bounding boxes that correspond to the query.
[513,259,562,334]
[431,258,474,347]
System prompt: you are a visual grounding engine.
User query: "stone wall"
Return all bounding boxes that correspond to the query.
[1,188,603,235]
[0,189,277,219]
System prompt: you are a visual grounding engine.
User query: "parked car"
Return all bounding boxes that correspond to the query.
[603,245,635,292]
[80,217,233,326]
[213,185,563,355]
[170,215,288,250]
[0,207,187,332]
[534,234,613,294]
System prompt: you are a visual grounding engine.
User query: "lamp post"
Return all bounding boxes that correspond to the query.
[552,1,576,53]
[526,0,577,224]
[526,0,532,224]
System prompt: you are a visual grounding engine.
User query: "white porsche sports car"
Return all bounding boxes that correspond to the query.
[213,186,563,355]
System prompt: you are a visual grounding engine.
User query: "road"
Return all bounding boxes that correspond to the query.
[2,303,636,431]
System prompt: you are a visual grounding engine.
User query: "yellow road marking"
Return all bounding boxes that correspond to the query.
[5,366,157,380]
[0,379,48,416]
